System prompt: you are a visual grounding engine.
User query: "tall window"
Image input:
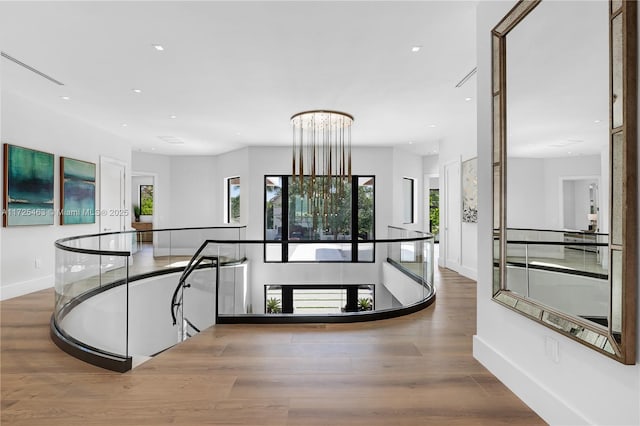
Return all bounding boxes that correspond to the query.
[429,188,440,242]
[264,175,374,262]
[140,185,153,215]
[402,177,415,224]
[226,177,240,224]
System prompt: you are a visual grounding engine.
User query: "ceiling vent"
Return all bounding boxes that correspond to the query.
[1,52,65,86]
[158,136,185,145]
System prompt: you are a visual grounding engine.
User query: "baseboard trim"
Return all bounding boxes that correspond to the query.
[459,265,477,280]
[0,275,54,301]
[472,335,590,425]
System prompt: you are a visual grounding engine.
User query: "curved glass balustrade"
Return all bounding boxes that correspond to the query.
[52,226,434,371]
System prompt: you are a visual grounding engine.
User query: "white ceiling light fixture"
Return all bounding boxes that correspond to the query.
[121,123,128,127]
[411,46,421,52]
[428,124,437,128]
[60,96,70,100]
[465,97,472,101]
[152,44,164,51]
[169,115,177,119]
[132,88,142,94]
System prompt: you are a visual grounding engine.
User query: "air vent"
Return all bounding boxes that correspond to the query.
[455,67,477,88]
[1,52,65,86]
[549,140,583,148]
[158,136,185,145]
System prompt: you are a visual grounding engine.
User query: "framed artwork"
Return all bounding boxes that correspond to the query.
[60,157,96,225]
[3,143,55,227]
[462,157,477,223]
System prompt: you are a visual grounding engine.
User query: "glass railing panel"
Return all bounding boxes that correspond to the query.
[181,267,218,334]
[54,247,103,321]
[54,226,434,371]
[55,253,129,357]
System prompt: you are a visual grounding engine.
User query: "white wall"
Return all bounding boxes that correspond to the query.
[507,155,600,230]
[438,100,477,280]
[422,154,439,176]
[392,148,423,230]
[0,91,131,300]
[474,2,640,425]
[169,155,218,228]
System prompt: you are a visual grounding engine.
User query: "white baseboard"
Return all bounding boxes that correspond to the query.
[472,335,590,426]
[0,275,54,301]
[459,265,477,281]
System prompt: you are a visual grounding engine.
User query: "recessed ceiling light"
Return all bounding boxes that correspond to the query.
[60,96,70,100]
[465,97,472,101]
[151,147,156,151]
[152,44,164,51]
[428,124,436,128]
[132,88,142,94]
[236,132,241,136]
[121,123,128,127]
[411,46,421,52]
[169,115,177,119]
[594,119,601,123]
[567,151,572,154]
[409,141,414,145]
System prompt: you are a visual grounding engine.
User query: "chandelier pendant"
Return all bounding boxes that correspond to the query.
[291,110,354,228]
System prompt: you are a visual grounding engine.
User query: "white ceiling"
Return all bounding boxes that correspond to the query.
[0,1,478,156]
[506,1,608,159]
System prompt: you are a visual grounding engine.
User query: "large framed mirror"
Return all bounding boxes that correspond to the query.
[492,0,637,364]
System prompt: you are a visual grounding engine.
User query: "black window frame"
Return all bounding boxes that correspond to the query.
[263,174,375,263]
[226,176,241,224]
[402,177,415,224]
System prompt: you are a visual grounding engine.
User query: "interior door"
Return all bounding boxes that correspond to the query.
[99,157,127,271]
[443,160,461,271]
[100,157,126,233]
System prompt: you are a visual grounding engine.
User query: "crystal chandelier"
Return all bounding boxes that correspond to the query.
[291,110,354,227]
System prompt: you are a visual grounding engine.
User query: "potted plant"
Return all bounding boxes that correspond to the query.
[132,204,141,222]
[266,297,282,314]
[358,297,373,311]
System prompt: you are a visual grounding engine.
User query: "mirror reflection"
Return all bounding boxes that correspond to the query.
[504,1,612,329]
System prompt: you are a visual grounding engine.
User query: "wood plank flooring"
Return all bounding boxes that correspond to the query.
[1,267,545,425]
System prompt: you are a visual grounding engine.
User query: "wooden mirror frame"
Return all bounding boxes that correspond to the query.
[491,0,637,364]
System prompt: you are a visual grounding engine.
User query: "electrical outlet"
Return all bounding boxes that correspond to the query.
[545,336,559,363]
[35,258,42,269]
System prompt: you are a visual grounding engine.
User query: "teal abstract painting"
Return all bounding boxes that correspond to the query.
[3,144,55,226]
[60,157,96,225]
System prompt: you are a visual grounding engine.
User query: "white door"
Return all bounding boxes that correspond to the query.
[443,160,461,271]
[99,157,127,271]
[100,157,126,233]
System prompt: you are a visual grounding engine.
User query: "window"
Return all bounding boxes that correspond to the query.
[264,284,375,314]
[429,188,440,242]
[264,175,375,262]
[226,177,240,224]
[403,177,414,223]
[140,185,153,215]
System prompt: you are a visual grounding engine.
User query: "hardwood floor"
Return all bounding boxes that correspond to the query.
[1,267,545,425]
